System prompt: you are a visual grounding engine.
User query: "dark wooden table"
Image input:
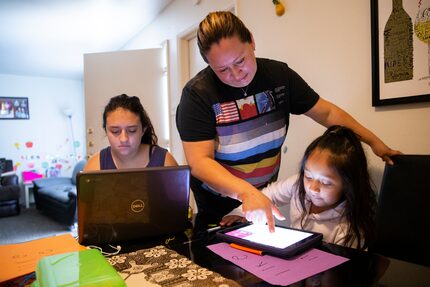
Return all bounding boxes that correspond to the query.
[116,215,430,287]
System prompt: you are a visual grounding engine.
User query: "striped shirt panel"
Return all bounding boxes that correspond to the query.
[222,153,281,178]
[217,117,286,146]
[222,158,281,187]
[216,110,285,137]
[224,153,281,173]
[215,126,286,161]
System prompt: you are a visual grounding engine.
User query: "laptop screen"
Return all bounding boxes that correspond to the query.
[77,165,190,245]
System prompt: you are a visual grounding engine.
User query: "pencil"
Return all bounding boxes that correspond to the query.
[229,243,264,256]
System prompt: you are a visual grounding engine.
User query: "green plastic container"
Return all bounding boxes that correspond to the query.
[31,249,125,287]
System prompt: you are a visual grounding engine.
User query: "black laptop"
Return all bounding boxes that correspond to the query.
[76,165,190,245]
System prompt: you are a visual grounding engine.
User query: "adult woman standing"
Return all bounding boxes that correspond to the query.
[176,11,400,231]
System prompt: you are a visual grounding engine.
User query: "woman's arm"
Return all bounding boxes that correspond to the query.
[182,139,276,231]
[305,98,401,164]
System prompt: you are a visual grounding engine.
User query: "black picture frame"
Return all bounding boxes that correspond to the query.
[371,0,430,106]
[0,97,30,119]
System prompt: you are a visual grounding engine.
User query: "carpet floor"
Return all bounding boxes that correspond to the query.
[0,204,74,245]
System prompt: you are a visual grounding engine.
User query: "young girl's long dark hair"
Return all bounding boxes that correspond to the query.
[102,94,158,145]
[297,125,377,250]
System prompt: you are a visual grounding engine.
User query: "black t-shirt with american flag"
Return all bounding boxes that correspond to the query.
[176,58,319,217]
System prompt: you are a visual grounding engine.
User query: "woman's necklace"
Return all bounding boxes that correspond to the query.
[240,85,249,97]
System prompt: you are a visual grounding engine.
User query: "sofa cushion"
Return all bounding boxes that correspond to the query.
[1,174,19,186]
[71,160,86,185]
[33,177,72,189]
[0,185,21,201]
[38,184,77,203]
[0,200,20,217]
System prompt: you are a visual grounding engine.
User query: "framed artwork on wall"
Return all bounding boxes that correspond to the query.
[0,97,30,119]
[371,0,430,106]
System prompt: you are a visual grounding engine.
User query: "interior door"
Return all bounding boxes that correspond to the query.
[188,36,207,78]
[184,35,208,214]
[84,48,168,158]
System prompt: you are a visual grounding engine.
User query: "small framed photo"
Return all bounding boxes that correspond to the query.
[0,97,30,119]
[371,0,430,106]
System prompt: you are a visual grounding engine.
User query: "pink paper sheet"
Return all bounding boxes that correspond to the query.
[207,242,349,286]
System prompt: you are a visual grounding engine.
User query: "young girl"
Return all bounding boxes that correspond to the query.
[222,125,377,250]
[85,94,177,170]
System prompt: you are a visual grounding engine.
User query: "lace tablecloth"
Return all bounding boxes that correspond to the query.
[109,245,241,287]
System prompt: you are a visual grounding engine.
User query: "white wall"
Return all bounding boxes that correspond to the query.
[126,0,430,190]
[0,74,85,178]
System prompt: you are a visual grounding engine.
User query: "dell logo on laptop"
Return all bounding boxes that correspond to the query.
[131,200,145,213]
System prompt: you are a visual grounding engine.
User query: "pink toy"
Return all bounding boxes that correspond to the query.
[22,171,44,184]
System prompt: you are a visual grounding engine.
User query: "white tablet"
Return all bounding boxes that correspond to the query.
[216,222,322,258]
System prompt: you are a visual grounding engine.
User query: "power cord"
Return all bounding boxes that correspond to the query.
[87,244,122,256]
[165,236,175,244]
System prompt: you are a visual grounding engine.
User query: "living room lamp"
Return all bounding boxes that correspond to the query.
[63,108,77,163]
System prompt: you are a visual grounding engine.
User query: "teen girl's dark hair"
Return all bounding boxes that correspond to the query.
[296,125,377,250]
[197,11,252,63]
[102,94,158,145]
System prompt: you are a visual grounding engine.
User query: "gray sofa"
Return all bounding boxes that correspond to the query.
[33,160,86,227]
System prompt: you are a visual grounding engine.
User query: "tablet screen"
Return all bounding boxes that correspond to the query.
[224,224,313,249]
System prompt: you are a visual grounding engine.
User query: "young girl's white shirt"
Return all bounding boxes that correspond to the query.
[227,174,359,248]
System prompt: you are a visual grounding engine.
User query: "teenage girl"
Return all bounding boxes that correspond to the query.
[85,94,177,170]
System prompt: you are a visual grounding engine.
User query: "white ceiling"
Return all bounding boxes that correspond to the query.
[0,0,174,80]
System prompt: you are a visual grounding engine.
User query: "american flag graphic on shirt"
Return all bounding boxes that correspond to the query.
[213,101,240,124]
